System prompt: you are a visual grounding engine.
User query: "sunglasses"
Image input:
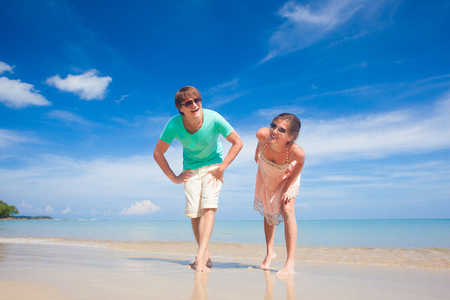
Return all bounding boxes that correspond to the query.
[269,122,288,134]
[180,98,202,108]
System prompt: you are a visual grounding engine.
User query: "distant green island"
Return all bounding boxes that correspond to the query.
[1,200,53,220]
[1,215,53,220]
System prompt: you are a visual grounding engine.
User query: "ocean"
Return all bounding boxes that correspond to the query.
[1,219,449,249]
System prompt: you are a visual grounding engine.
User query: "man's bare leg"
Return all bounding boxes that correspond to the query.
[194,208,215,272]
[189,217,212,269]
[277,202,297,276]
[260,218,276,269]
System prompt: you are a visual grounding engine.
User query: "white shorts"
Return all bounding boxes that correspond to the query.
[184,163,222,218]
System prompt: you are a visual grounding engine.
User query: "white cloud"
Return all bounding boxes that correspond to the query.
[262,0,387,62]
[302,95,450,164]
[45,206,54,213]
[19,201,33,209]
[47,110,95,127]
[46,69,112,100]
[204,79,247,108]
[207,79,240,94]
[120,200,160,215]
[0,61,14,74]
[255,105,305,118]
[62,207,71,214]
[0,129,34,148]
[115,95,129,104]
[0,77,51,109]
[208,91,247,108]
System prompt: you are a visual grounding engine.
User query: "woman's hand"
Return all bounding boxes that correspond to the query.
[281,193,294,205]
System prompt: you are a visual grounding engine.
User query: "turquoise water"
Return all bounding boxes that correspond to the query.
[1,219,449,249]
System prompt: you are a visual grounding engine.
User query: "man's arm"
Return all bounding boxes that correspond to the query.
[153,139,192,184]
[208,130,243,183]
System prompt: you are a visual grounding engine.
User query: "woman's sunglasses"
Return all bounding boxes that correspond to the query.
[181,98,202,108]
[269,122,288,134]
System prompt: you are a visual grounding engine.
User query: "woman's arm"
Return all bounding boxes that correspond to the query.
[254,128,269,163]
[280,145,305,204]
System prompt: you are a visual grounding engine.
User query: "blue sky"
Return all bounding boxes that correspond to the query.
[1,0,449,220]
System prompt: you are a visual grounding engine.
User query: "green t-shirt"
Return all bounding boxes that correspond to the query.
[160,109,234,170]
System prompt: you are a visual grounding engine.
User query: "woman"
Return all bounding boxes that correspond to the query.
[254,113,305,276]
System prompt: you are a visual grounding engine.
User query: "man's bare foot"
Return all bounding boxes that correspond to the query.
[188,257,212,269]
[259,253,276,269]
[195,262,211,273]
[276,261,295,276]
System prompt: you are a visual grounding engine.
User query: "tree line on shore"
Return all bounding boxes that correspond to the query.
[0,200,52,219]
[0,200,18,218]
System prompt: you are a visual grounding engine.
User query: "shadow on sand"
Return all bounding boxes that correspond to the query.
[128,256,255,269]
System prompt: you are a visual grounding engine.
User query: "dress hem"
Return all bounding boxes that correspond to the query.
[253,198,283,226]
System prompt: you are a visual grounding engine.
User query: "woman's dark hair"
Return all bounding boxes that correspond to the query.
[273,113,301,144]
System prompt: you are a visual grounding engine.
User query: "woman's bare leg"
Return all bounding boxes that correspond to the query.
[260,218,276,269]
[277,201,297,276]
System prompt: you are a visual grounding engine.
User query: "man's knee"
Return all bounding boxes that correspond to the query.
[202,208,216,216]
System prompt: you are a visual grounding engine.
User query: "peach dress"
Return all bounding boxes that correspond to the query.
[254,139,301,226]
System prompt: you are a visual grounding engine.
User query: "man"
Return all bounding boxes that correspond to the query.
[153,86,242,272]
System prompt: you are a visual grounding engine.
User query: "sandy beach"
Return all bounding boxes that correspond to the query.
[1,239,449,299]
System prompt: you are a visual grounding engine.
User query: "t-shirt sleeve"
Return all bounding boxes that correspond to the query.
[215,112,234,137]
[160,119,176,144]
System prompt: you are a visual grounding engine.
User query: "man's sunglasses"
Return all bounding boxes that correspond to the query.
[181,98,202,108]
[269,122,288,134]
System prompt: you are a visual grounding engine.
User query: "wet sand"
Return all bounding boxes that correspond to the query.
[1,240,449,299]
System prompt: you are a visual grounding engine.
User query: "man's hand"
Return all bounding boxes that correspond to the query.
[207,167,224,188]
[173,169,193,184]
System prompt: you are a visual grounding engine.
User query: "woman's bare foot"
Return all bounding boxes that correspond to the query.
[276,261,295,276]
[259,252,276,269]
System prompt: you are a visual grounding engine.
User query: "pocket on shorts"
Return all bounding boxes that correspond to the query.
[203,164,221,185]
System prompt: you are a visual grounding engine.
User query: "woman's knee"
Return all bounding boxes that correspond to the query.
[281,206,295,218]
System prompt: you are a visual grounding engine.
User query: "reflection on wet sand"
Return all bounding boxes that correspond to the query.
[263,270,296,300]
[190,271,209,300]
